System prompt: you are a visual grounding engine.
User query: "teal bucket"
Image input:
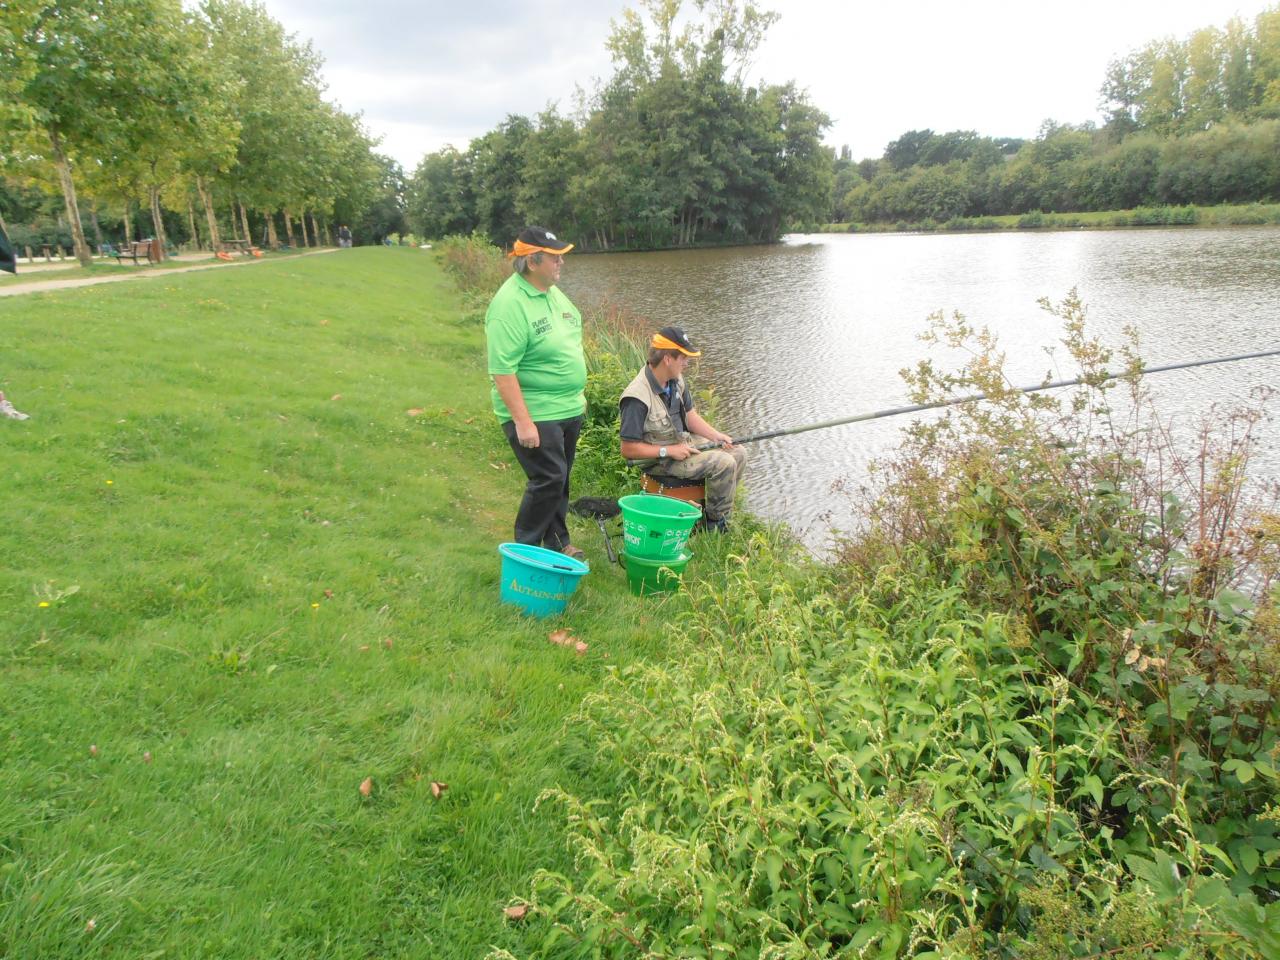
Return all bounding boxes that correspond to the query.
[618,493,702,560]
[498,543,589,618]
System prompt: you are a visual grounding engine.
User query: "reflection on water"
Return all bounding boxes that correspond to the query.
[561,228,1280,550]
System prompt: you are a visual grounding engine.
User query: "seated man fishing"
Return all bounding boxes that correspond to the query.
[619,326,746,532]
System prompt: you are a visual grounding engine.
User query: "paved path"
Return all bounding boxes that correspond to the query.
[0,248,338,299]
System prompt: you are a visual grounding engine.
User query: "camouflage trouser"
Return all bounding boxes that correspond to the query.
[657,446,747,520]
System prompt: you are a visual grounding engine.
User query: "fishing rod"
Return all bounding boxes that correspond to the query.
[696,347,1280,450]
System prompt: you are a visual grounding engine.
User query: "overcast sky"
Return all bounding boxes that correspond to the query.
[256,0,1277,171]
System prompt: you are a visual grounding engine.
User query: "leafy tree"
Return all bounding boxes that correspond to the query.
[884,128,937,171]
[3,0,201,265]
[466,115,532,245]
[516,108,581,233]
[406,147,475,239]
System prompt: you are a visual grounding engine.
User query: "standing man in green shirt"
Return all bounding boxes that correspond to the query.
[485,226,588,559]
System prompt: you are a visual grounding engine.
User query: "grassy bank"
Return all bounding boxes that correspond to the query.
[815,201,1280,234]
[0,247,721,957]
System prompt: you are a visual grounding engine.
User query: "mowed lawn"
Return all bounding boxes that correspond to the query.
[0,248,674,958]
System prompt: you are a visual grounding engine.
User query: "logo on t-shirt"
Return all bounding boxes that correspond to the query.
[532,315,552,336]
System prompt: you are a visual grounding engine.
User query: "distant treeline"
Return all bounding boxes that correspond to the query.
[833,5,1280,225]
[406,3,831,251]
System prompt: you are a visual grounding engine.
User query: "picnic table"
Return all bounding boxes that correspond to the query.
[218,238,253,255]
[111,240,156,265]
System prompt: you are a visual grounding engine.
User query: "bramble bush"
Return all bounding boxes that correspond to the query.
[434,232,509,321]
[499,293,1279,958]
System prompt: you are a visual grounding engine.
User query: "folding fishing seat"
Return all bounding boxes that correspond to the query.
[639,472,705,508]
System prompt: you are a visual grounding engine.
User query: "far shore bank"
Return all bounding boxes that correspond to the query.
[816,201,1280,236]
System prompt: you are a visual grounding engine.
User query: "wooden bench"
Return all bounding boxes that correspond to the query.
[113,240,155,265]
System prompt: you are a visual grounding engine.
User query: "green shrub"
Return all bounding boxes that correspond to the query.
[433,232,509,320]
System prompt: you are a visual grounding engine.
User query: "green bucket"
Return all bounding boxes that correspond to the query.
[618,493,702,560]
[621,549,692,596]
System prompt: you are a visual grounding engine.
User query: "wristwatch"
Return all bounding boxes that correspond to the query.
[658,446,668,459]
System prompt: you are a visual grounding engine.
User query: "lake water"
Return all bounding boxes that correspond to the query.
[561,228,1280,549]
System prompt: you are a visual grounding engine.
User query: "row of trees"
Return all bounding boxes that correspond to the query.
[833,120,1280,223]
[831,5,1280,224]
[406,0,832,250]
[0,0,402,265]
[1103,5,1280,136]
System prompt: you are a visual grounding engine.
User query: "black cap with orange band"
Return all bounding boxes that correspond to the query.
[508,225,574,258]
[651,326,701,357]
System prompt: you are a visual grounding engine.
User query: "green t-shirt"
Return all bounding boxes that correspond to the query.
[485,272,587,422]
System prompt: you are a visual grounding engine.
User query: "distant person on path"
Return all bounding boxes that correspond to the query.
[337,225,352,248]
[485,226,586,558]
[619,327,746,532]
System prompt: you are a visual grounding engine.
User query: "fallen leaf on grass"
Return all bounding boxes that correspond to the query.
[488,462,508,471]
[383,637,394,649]
[359,777,373,797]
[406,408,424,417]
[143,751,152,764]
[503,904,529,921]
[443,408,455,415]
[430,781,448,798]
[319,319,329,326]
[330,394,342,401]
[574,641,589,656]
[548,629,572,647]
[89,744,98,757]
[85,919,97,933]
[359,644,370,652]
[464,417,475,424]
[323,589,334,599]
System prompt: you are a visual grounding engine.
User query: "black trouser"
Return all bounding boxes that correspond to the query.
[501,415,583,550]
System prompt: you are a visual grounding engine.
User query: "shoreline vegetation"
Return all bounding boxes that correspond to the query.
[815,201,1280,236]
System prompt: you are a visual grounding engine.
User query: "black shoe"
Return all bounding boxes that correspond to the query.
[703,516,728,534]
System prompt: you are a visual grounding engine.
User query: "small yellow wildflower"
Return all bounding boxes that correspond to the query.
[311,602,320,609]
[105,480,113,485]
[38,601,50,608]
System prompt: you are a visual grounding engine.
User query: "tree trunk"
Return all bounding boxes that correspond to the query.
[237,200,251,242]
[266,214,279,250]
[89,204,104,250]
[283,208,296,246]
[299,210,310,247]
[309,211,323,246]
[0,209,9,236]
[196,177,221,249]
[148,185,168,262]
[124,201,134,244]
[48,125,93,267]
[186,199,199,251]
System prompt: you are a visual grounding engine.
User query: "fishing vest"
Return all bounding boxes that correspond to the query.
[620,367,695,467]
